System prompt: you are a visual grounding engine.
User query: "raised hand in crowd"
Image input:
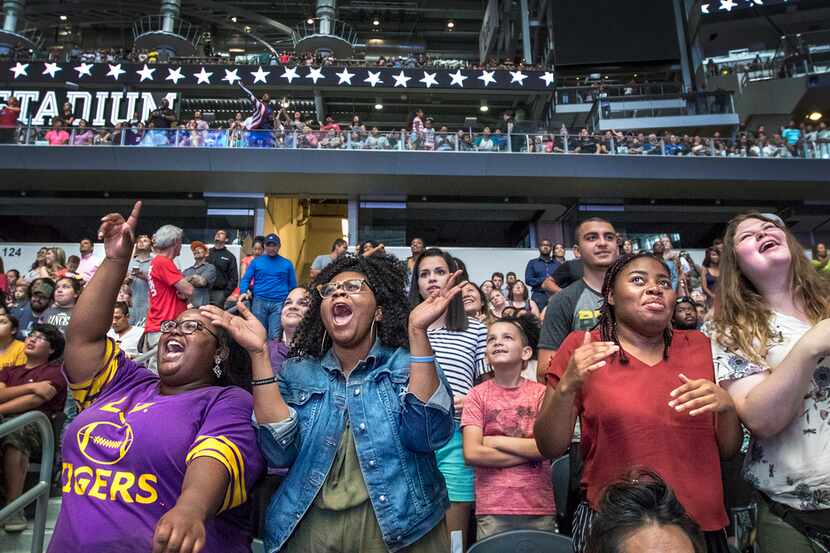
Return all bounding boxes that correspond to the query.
[557,331,618,395]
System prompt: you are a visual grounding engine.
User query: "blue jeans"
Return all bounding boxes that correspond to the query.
[252,296,283,340]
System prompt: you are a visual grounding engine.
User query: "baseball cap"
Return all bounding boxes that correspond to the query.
[675,296,697,307]
[190,240,207,252]
[264,233,281,246]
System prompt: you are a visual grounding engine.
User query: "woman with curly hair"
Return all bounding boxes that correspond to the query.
[204,253,458,553]
[709,213,830,552]
[535,252,740,553]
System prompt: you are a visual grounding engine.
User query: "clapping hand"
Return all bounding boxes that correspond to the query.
[669,373,735,416]
[409,270,465,332]
[558,332,618,395]
[200,302,267,355]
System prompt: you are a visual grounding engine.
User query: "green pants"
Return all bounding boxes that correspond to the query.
[282,500,450,553]
[757,500,824,553]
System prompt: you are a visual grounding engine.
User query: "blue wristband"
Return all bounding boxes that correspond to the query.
[410,355,435,364]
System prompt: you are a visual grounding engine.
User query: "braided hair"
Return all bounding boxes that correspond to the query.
[290,253,409,359]
[596,252,673,364]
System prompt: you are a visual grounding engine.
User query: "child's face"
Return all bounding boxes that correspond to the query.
[485,321,532,369]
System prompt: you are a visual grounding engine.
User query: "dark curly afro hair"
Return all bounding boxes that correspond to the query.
[289,253,410,359]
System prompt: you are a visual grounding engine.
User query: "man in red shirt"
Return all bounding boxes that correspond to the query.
[142,225,193,371]
[0,323,66,532]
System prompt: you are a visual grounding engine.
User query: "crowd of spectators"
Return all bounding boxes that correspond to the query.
[2,44,548,71]
[1,206,829,553]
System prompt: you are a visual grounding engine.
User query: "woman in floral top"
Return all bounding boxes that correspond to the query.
[710,213,830,553]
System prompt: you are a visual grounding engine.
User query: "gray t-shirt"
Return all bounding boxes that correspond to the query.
[183,262,217,308]
[539,279,602,351]
[40,306,73,335]
[311,254,334,271]
[128,256,152,325]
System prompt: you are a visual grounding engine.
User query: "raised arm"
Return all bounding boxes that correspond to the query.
[65,202,141,384]
[721,320,830,439]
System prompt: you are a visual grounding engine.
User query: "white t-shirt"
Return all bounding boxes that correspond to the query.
[107,326,145,359]
[711,312,830,510]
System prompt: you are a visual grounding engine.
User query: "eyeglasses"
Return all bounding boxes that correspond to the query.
[316,279,372,299]
[26,333,49,343]
[160,319,220,342]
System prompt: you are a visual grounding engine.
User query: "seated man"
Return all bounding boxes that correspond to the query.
[0,323,66,533]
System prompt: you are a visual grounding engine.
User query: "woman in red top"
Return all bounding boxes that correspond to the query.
[0,96,20,144]
[534,252,741,553]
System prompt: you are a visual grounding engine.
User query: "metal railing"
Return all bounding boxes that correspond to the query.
[0,411,54,553]
[6,126,828,160]
[556,82,683,105]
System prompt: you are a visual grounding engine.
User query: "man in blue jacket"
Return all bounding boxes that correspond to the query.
[240,233,297,339]
[524,239,560,311]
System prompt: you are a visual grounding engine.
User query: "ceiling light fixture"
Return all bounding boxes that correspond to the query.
[447,20,455,29]
[374,98,383,110]
[307,17,314,24]
[479,99,489,113]
[808,111,823,121]
[59,15,68,21]
[372,17,380,26]
[231,16,237,22]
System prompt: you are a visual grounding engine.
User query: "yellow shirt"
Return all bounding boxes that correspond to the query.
[0,340,26,370]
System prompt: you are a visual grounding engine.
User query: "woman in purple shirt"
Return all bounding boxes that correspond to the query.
[53,202,264,553]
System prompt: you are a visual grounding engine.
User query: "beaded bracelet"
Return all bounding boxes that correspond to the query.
[410,355,436,364]
[252,376,277,386]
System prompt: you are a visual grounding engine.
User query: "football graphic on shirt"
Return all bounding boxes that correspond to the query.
[77,421,134,465]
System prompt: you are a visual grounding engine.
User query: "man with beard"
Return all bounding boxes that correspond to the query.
[14,279,54,337]
[672,296,700,330]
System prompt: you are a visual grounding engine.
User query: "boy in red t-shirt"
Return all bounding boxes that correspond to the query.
[461,315,556,539]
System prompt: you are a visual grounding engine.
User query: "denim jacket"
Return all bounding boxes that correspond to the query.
[256,340,454,552]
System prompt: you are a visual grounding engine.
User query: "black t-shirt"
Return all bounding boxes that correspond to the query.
[207,247,239,293]
[552,259,584,290]
[149,108,175,129]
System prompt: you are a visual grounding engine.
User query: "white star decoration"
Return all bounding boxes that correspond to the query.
[509,70,528,85]
[419,71,438,88]
[449,70,467,87]
[540,72,555,87]
[250,66,270,84]
[42,62,61,78]
[700,3,710,13]
[73,62,93,78]
[193,67,213,84]
[106,64,126,80]
[136,64,156,82]
[281,66,299,83]
[336,67,355,85]
[165,67,185,84]
[222,68,241,85]
[9,62,28,79]
[477,70,496,87]
[306,67,325,84]
[392,71,411,88]
[719,0,737,11]
[364,71,383,87]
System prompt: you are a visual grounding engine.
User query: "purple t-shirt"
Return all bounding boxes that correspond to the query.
[49,339,263,553]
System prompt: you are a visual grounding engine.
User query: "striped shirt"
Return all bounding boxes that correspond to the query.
[427,317,488,411]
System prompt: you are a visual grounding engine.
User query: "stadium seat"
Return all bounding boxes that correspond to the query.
[468,529,572,553]
[552,454,570,523]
